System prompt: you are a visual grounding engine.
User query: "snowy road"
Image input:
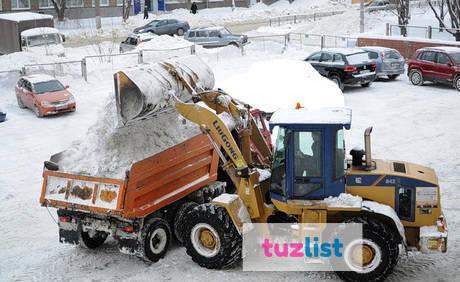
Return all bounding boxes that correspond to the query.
[1,50,459,281]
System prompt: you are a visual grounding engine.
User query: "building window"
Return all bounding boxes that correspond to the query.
[92,0,110,6]
[68,0,84,7]
[12,0,31,10]
[39,0,54,8]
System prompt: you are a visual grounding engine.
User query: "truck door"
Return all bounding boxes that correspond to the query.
[291,130,324,199]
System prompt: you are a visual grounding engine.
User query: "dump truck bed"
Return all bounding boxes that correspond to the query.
[40,134,219,219]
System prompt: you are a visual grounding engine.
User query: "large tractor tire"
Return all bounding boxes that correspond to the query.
[79,230,108,249]
[140,217,171,263]
[174,201,198,244]
[334,217,399,282]
[184,203,242,269]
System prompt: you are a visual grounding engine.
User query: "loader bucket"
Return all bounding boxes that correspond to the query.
[114,56,215,125]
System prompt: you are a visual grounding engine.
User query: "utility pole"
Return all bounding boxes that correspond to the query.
[360,0,364,33]
[95,0,101,29]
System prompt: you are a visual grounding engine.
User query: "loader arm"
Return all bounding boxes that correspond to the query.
[174,100,250,177]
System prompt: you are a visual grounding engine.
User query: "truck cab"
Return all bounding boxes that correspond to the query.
[21,27,65,57]
[269,107,350,201]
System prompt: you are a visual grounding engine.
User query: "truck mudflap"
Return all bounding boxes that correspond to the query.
[40,171,125,214]
[419,224,448,253]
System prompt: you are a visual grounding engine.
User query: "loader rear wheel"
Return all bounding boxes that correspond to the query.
[184,203,242,269]
[141,218,171,263]
[174,201,198,244]
[79,230,108,249]
[334,217,399,282]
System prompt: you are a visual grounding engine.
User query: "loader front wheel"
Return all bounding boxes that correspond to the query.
[80,230,108,249]
[334,217,399,282]
[141,218,171,263]
[184,203,242,269]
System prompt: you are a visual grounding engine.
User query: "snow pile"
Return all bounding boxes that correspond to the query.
[321,193,362,208]
[217,59,344,113]
[57,98,201,178]
[136,35,193,50]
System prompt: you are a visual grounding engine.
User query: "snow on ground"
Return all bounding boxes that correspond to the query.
[1,38,460,281]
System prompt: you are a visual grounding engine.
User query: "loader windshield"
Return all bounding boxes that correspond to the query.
[270,126,286,196]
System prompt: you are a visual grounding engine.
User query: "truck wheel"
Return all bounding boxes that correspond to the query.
[454,75,460,91]
[17,97,25,108]
[330,75,344,91]
[409,69,424,86]
[176,28,184,36]
[334,217,399,282]
[184,203,242,269]
[141,217,171,263]
[174,201,198,244]
[80,230,108,249]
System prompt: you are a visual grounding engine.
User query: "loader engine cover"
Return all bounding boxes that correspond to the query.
[115,55,215,125]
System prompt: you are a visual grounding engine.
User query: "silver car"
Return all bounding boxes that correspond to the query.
[184,27,248,48]
[362,46,405,80]
[119,33,157,53]
[133,19,190,36]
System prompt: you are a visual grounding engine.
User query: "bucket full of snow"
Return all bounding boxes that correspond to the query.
[115,55,215,125]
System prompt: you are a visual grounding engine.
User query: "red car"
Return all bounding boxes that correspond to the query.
[407,46,460,91]
[15,74,76,117]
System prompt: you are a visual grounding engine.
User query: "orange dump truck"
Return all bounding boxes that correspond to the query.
[40,134,224,262]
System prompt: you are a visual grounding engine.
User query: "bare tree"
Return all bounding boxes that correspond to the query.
[395,0,410,37]
[51,0,67,22]
[428,0,460,41]
[122,0,132,22]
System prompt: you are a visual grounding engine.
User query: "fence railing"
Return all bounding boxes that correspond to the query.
[269,10,345,27]
[387,23,460,41]
[8,45,196,81]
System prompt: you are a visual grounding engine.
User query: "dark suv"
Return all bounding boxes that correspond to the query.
[407,47,460,91]
[305,48,376,91]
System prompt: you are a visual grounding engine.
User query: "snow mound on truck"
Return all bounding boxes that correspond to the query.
[56,98,201,178]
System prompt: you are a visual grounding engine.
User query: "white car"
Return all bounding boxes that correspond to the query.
[119,33,158,53]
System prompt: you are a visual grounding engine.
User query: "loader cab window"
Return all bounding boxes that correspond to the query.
[396,186,414,221]
[335,129,346,179]
[293,131,322,197]
[270,126,286,196]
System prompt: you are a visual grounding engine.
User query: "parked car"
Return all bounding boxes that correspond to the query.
[184,27,248,48]
[361,46,405,80]
[407,46,460,91]
[15,74,76,117]
[120,33,157,53]
[0,109,6,122]
[133,19,190,36]
[304,48,377,90]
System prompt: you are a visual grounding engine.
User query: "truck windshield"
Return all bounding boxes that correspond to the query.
[346,52,370,65]
[34,80,65,94]
[451,53,460,65]
[26,34,61,47]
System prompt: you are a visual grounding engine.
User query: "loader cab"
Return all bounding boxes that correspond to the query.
[268,108,352,201]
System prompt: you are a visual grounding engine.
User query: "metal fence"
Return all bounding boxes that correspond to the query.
[7,45,196,82]
[269,10,345,27]
[388,23,460,41]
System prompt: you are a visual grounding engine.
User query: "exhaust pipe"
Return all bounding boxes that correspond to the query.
[364,126,374,170]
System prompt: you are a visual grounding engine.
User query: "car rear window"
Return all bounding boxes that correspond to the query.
[451,53,460,64]
[34,80,65,94]
[384,50,401,59]
[367,51,379,60]
[188,31,196,38]
[346,52,370,65]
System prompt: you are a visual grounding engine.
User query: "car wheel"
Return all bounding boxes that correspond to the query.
[454,75,460,91]
[330,75,344,91]
[409,69,424,86]
[176,28,184,36]
[361,82,372,88]
[17,97,25,108]
[388,74,399,80]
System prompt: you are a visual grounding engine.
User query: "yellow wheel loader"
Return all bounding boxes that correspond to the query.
[114,57,447,281]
